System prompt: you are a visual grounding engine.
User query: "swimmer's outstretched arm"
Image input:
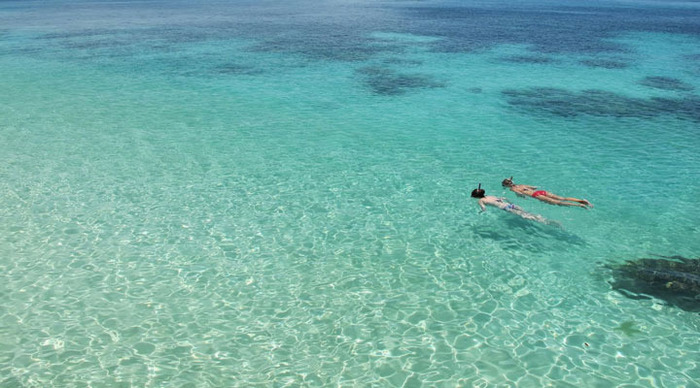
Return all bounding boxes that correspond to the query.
[478,199,487,212]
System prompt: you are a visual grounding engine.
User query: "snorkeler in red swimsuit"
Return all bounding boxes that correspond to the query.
[502,177,592,208]
[531,190,548,198]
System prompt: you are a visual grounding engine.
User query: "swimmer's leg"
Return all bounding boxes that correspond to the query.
[546,193,591,207]
[539,194,587,208]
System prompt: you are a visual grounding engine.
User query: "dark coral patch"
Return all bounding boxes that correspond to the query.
[499,55,556,64]
[356,66,445,96]
[502,87,700,122]
[608,256,700,312]
[249,34,386,62]
[214,63,263,76]
[382,58,423,66]
[579,58,629,69]
[639,76,694,91]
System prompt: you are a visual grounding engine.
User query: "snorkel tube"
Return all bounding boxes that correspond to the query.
[471,183,485,198]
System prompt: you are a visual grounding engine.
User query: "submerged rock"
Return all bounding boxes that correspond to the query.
[609,256,700,312]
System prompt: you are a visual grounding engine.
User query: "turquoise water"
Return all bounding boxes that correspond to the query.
[1,0,699,386]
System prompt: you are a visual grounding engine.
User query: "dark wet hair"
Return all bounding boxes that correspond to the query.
[502,176,514,187]
[471,188,486,198]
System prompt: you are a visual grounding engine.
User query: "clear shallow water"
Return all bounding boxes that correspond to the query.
[1,0,699,386]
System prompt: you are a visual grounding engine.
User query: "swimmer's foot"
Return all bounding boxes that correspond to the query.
[581,199,593,208]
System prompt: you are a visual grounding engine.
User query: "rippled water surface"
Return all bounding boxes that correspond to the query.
[1,0,699,386]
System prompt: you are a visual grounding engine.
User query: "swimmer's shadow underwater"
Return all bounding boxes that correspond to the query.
[604,255,700,313]
[470,211,587,251]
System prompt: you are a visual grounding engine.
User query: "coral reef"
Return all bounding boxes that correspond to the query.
[609,256,700,312]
